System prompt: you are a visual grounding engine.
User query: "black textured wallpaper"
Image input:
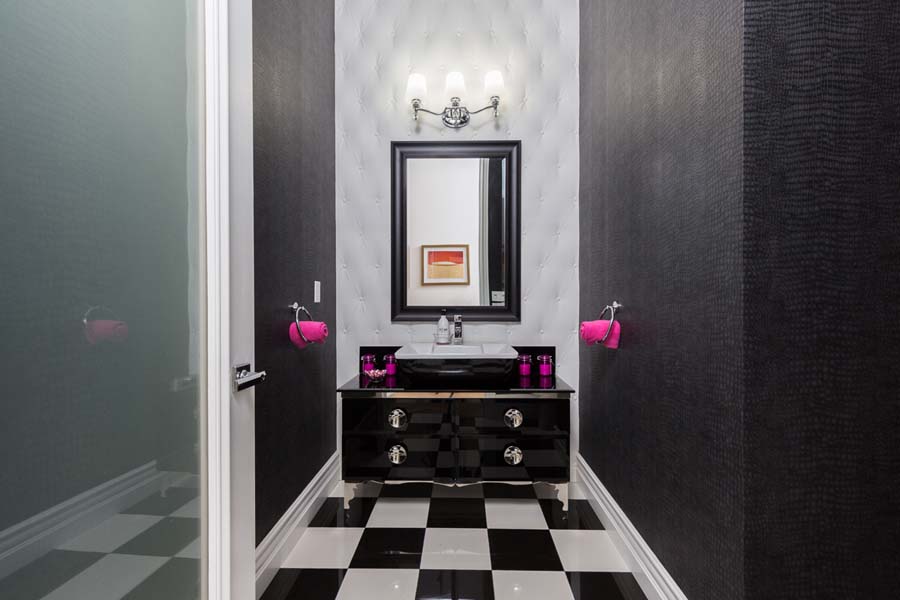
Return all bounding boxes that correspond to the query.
[253,0,336,544]
[579,1,745,599]
[743,1,900,598]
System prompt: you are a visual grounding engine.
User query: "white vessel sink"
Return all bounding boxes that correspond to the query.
[396,343,518,360]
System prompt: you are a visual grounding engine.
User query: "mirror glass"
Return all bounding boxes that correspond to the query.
[406,157,507,307]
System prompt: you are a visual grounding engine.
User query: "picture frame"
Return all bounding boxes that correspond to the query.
[421,244,470,285]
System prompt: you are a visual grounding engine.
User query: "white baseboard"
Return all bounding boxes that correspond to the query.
[575,454,688,600]
[255,451,340,599]
[0,461,168,580]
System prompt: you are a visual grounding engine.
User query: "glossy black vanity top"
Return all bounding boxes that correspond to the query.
[338,373,574,395]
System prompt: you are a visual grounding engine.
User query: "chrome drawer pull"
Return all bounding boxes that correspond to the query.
[504,408,524,429]
[387,408,408,429]
[388,444,408,465]
[503,445,523,465]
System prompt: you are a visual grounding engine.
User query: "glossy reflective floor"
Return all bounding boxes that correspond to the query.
[262,481,648,600]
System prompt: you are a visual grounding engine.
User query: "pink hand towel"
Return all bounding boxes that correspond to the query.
[84,320,129,345]
[580,319,621,349]
[289,321,328,349]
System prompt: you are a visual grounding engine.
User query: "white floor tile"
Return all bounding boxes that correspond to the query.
[492,570,575,600]
[282,528,364,568]
[420,528,492,571]
[175,537,201,559]
[336,568,419,600]
[484,499,547,529]
[40,554,167,600]
[550,530,630,572]
[171,497,200,518]
[57,514,162,553]
[366,498,430,528]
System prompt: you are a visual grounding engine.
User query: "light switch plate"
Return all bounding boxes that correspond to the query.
[314,280,321,303]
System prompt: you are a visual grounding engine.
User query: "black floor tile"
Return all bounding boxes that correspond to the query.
[123,487,199,516]
[260,569,346,600]
[0,550,104,600]
[567,572,648,600]
[379,482,434,498]
[349,528,425,569]
[487,530,563,571]
[309,497,377,527]
[539,499,604,530]
[114,517,199,557]
[482,483,537,499]
[121,558,200,600]
[416,569,495,600]
[427,498,487,528]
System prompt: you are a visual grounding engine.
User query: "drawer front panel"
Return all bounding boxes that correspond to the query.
[457,436,569,483]
[343,396,451,436]
[456,398,569,436]
[342,435,454,482]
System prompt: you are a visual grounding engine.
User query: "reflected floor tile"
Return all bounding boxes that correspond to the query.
[432,484,485,499]
[539,499,604,530]
[487,530,563,571]
[566,572,648,600]
[123,488,198,516]
[349,528,425,569]
[336,568,419,600]
[416,569,495,600]
[427,499,487,529]
[309,497,377,528]
[380,483,434,498]
[368,498,431,528]
[121,558,199,600]
[114,517,199,557]
[175,538,201,559]
[282,528,364,569]
[171,498,200,519]
[484,499,547,530]
[40,554,168,600]
[550,531,629,572]
[59,514,162,553]
[0,550,103,600]
[260,569,346,600]
[481,484,536,499]
[421,529,491,571]
[492,571,574,600]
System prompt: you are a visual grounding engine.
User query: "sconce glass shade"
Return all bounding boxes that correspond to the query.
[445,71,467,98]
[484,70,505,97]
[405,73,427,100]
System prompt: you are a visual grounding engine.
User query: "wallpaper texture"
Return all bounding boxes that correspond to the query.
[579,1,745,599]
[253,0,337,544]
[334,0,580,398]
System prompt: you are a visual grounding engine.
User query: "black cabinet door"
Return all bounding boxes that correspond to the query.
[342,434,454,482]
[455,397,569,436]
[457,436,569,483]
[343,396,452,436]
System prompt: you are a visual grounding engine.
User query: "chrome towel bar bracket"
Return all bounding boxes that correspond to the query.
[598,301,623,343]
[289,301,315,344]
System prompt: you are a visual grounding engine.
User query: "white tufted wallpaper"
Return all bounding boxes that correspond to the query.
[334,0,580,397]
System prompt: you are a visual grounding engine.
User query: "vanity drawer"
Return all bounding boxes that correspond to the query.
[456,436,569,483]
[455,397,569,436]
[343,396,452,436]
[342,434,454,482]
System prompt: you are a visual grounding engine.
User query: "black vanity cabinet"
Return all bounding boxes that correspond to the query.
[339,379,573,484]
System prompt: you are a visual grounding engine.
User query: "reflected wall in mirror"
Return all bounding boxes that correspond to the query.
[392,141,521,321]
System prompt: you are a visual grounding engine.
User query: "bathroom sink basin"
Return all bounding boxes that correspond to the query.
[396,343,518,360]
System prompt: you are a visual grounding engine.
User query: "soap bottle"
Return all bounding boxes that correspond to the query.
[452,314,463,345]
[436,309,450,344]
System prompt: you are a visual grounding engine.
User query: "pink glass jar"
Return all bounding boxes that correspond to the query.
[361,353,376,373]
[517,354,532,376]
[537,354,554,377]
[383,354,397,375]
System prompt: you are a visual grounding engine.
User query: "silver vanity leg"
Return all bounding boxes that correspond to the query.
[343,482,355,510]
[557,482,569,512]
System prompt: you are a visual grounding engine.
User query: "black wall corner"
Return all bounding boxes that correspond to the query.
[252,0,336,544]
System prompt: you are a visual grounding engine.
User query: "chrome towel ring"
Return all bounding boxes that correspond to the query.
[289,301,315,344]
[598,301,623,343]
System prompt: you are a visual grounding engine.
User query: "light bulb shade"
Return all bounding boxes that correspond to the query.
[484,70,505,97]
[445,71,467,98]
[405,73,427,100]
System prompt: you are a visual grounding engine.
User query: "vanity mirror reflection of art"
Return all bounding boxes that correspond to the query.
[392,141,521,321]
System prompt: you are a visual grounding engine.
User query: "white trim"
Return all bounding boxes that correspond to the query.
[254,452,341,599]
[205,0,231,598]
[576,454,689,600]
[0,462,165,580]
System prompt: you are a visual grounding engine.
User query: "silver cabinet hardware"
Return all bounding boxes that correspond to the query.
[504,408,524,429]
[233,363,267,392]
[503,445,523,465]
[387,444,408,465]
[387,408,408,429]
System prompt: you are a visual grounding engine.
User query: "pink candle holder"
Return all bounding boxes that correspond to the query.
[383,354,397,375]
[361,353,376,373]
[517,354,532,376]
[537,354,553,377]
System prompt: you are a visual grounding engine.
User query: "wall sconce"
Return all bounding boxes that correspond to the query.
[406,70,504,129]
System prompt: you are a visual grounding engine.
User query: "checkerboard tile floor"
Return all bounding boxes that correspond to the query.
[262,482,648,600]
[0,478,201,600]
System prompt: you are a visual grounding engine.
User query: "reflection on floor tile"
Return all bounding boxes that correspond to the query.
[492,570,575,600]
[482,483,536,499]
[261,569,347,600]
[335,568,419,600]
[170,498,200,519]
[421,529,491,571]
[59,514,163,553]
[427,499,487,529]
[550,531,629,572]
[0,550,104,600]
[539,499,604,530]
[484,499,547,530]
[566,572,648,600]
[175,538,201,559]
[431,484,485,499]
[416,569,495,600]
[349,528,425,569]
[40,554,168,600]
[380,483,434,498]
[122,488,199,516]
[120,558,199,600]
[310,497,377,528]
[282,528,364,569]
[368,498,431,528]
[114,517,199,557]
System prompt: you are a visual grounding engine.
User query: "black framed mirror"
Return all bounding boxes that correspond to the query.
[391,140,521,322]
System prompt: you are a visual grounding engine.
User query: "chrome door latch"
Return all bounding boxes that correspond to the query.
[233,363,267,392]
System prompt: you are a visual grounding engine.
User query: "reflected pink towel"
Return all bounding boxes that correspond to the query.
[289,321,328,348]
[84,320,129,345]
[580,319,621,349]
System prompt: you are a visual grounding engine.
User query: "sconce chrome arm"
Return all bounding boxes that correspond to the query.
[411,96,500,129]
